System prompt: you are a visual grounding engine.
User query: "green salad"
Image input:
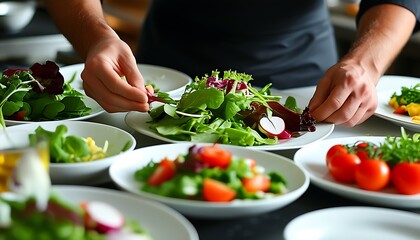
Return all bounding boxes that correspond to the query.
[134,144,288,202]
[146,70,316,146]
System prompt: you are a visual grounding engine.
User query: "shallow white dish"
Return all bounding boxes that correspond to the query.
[125,112,334,150]
[109,143,309,219]
[293,136,420,208]
[374,75,420,132]
[59,63,192,98]
[284,206,420,240]
[4,96,104,126]
[52,185,199,240]
[2,121,136,185]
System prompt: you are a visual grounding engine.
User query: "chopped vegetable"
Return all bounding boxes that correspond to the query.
[134,144,288,201]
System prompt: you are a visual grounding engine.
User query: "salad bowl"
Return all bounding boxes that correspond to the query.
[2,120,136,185]
[109,143,309,219]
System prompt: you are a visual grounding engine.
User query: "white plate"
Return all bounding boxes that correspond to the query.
[293,136,420,208]
[3,121,136,185]
[374,75,420,132]
[284,206,420,240]
[52,185,199,240]
[59,63,192,97]
[125,112,334,150]
[109,143,309,219]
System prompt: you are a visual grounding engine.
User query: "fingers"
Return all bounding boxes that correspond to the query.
[81,62,149,113]
[309,65,378,126]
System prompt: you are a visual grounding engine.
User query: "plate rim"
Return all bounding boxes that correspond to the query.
[284,206,420,239]
[124,111,334,151]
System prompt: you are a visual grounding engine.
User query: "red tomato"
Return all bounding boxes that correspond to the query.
[326,144,348,166]
[202,178,236,202]
[393,106,406,115]
[11,110,26,121]
[355,159,390,191]
[242,175,271,193]
[391,162,420,195]
[328,153,361,183]
[198,145,232,168]
[147,159,176,186]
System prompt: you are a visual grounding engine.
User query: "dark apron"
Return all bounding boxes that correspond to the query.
[136,0,338,89]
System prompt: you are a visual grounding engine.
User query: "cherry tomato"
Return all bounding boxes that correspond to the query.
[202,178,236,202]
[198,145,232,168]
[326,144,348,166]
[242,175,271,193]
[328,153,361,183]
[355,159,390,191]
[147,159,176,186]
[391,162,420,195]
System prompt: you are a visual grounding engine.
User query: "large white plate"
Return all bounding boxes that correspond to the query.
[293,136,420,208]
[5,96,104,126]
[59,63,192,97]
[284,206,420,240]
[109,143,309,219]
[52,185,199,240]
[125,112,334,150]
[374,75,420,132]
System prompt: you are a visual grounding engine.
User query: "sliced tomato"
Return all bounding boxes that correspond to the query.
[242,175,271,193]
[355,159,390,191]
[393,106,406,115]
[198,145,232,168]
[147,159,176,186]
[328,153,361,183]
[202,178,236,202]
[326,144,348,167]
[391,162,420,195]
[11,110,26,121]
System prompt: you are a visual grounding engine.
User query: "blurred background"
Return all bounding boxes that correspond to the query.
[1,0,419,78]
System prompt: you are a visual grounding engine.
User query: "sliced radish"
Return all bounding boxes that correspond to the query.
[277,130,292,139]
[83,201,125,233]
[258,116,285,137]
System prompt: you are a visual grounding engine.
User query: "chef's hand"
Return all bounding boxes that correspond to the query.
[81,38,149,113]
[308,59,379,127]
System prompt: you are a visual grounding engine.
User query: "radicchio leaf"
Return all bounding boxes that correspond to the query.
[29,61,64,94]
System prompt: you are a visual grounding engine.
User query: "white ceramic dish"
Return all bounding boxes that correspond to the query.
[0,1,36,32]
[2,121,136,185]
[52,185,199,240]
[124,111,334,150]
[374,75,420,132]
[59,63,192,98]
[109,143,309,219]
[293,136,420,208]
[4,96,104,126]
[284,206,420,240]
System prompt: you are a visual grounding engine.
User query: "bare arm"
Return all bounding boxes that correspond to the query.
[309,4,416,126]
[44,0,149,113]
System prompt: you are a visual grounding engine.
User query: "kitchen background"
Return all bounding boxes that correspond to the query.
[1,0,419,77]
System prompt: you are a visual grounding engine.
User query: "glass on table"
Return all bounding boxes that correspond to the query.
[0,131,50,193]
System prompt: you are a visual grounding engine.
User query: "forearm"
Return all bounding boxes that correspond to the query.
[44,0,119,59]
[344,4,416,79]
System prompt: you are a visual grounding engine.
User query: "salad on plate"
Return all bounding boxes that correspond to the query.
[145,70,316,147]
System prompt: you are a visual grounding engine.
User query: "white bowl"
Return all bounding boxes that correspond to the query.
[2,121,136,185]
[0,1,36,32]
[53,186,199,240]
[109,143,309,219]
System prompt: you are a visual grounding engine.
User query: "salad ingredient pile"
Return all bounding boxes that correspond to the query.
[29,124,109,163]
[134,144,288,202]
[146,70,316,146]
[388,83,420,123]
[0,61,91,127]
[326,127,420,194]
[0,194,151,240]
